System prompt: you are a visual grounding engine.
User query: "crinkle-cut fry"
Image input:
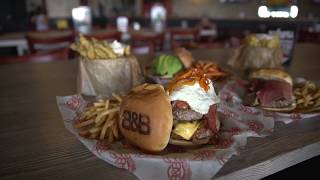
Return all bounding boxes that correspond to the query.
[74,119,95,128]
[112,93,122,102]
[100,113,115,140]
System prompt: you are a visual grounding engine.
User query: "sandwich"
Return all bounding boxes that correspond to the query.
[148,47,194,85]
[244,68,296,112]
[167,68,220,146]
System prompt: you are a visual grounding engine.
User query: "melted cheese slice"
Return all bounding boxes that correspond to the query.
[173,121,200,140]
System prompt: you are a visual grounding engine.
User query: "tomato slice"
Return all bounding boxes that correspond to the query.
[205,104,219,133]
[174,100,189,109]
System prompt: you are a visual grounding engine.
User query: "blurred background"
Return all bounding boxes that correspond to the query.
[0,0,319,62]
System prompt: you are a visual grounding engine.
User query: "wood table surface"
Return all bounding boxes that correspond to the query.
[0,43,320,180]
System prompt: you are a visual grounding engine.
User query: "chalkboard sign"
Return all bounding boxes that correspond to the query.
[268,28,296,65]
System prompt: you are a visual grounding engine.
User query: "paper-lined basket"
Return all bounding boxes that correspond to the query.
[77,56,144,97]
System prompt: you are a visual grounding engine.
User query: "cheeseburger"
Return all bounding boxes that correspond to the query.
[167,68,220,146]
[244,68,296,112]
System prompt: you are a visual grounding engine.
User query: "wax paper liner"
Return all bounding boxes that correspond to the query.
[56,94,274,180]
[219,78,320,124]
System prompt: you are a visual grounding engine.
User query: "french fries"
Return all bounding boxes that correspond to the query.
[70,34,131,60]
[294,80,320,113]
[193,61,228,80]
[74,94,122,143]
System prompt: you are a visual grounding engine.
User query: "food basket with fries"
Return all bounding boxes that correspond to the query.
[57,92,274,180]
[293,80,320,113]
[228,34,283,76]
[71,34,144,97]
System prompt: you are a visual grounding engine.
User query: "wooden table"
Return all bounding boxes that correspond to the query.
[0,43,320,180]
[0,32,28,55]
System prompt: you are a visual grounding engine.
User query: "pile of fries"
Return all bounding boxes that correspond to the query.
[192,61,228,80]
[70,34,130,60]
[294,81,320,113]
[74,94,123,142]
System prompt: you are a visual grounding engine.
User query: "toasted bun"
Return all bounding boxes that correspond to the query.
[249,68,293,86]
[119,84,173,152]
[174,47,194,69]
[169,138,206,147]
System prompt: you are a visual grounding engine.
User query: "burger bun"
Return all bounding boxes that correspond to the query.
[119,84,173,152]
[249,68,293,86]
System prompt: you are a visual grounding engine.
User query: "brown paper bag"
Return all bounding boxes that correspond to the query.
[228,34,283,76]
[228,45,283,71]
[77,56,144,96]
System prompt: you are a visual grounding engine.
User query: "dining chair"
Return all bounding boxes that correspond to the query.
[83,30,122,41]
[0,48,69,64]
[169,27,199,49]
[131,31,165,54]
[26,30,75,53]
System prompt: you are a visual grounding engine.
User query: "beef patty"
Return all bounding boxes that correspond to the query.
[172,100,203,121]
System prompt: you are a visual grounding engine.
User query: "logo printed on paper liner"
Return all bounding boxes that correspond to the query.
[246,121,264,132]
[163,157,192,180]
[95,140,113,152]
[110,152,136,172]
[192,149,216,161]
[290,113,302,121]
[238,104,259,115]
[65,95,82,111]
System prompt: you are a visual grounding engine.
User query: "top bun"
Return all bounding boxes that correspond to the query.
[119,84,173,152]
[174,47,194,69]
[249,68,293,86]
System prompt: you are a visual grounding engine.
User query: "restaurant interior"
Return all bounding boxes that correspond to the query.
[0,0,319,59]
[0,0,319,179]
